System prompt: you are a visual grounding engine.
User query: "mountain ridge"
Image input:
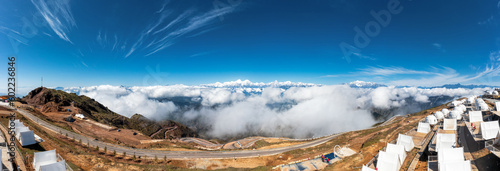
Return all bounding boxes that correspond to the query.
[21,87,198,139]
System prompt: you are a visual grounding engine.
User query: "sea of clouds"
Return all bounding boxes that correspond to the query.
[62,80,494,139]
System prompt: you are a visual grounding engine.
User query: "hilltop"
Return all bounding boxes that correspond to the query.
[21,87,197,139]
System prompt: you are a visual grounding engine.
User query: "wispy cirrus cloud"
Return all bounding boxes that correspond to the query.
[323,66,433,77]
[121,2,241,58]
[0,26,29,45]
[432,43,446,53]
[323,62,500,86]
[31,0,76,43]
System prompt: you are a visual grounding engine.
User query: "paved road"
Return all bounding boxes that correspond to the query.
[11,106,342,159]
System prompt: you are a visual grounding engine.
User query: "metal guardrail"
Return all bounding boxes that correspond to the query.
[428,155,438,162]
[427,155,438,171]
[365,153,379,168]
[57,153,74,171]
[485,139,500,153]
[0,121,27,167]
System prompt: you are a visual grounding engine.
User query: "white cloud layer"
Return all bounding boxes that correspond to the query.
[64,80,494,138]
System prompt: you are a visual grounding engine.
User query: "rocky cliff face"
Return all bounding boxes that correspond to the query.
[22,87,197,139]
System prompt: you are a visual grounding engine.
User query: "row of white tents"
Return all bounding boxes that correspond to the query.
[362,134,414,171]
[9,119,42,146]
[466,110,500,140]
[426,103,469,126]
[434,110,472,171]
[33,149,66,171]
[476,98,489,111]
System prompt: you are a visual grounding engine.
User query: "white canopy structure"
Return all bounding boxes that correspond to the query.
[467,96,476,105]
[18,131,36,146]
[440,160,472,171]
[361,165,376,171]
[438,148,471,171]
[476,98,489,111]
[34,150,58,171]
[449,109,462,120]
[436,133,456,152]
[426,115,438,125]
[468,111,483,123]
[494,130,500,145]
[442,108,450,117]
[376,151,401,171]
[75,114,85,119]
[480,121,500,140]
[451,101,462,107]
[443,119,457,131]
[458,104,467,112]
[496,102,500,112]
[10,119,37,146]
[417,122,431,133]
[386,143,406,165]
[396,134,414,152]
[434,111,444,120]
[39,160,66,171]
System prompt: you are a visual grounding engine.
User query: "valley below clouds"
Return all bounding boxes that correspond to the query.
[62,80,494,139]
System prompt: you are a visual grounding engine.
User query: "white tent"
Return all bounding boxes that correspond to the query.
[436,133,456,152]
[438,148,471,171]
[440,160,472,171]
[417,122,431,133]
[426,115,438,125]
[438,147,464,162]
[458,104,467,112]
[434,111,444,120]
[468,111,483,123]
[496,102,500,112]
[75,114,85,119]
[494,130,500,145]
[386,143,406,165]
[376,151,401,171]
[18,131,37,146]
[10,120,38,146]
[467,96,475,104]
[443,119,457,131]
[361,165,376,171]
[39,160,66,171]
[451,101,462,107]
[442,108,450,117]
[481,121,500,140]
[10,119,25,133]
[396,134,415,152]
[476,99,489,111]
[449,110,462,120]
[33,150,58,171]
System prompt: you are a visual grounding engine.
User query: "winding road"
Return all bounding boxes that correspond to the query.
[10,106,343,159]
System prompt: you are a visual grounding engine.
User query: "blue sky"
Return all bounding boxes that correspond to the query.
[1,0,500,94]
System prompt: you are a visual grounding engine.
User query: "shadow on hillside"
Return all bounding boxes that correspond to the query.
[23,143,46,151]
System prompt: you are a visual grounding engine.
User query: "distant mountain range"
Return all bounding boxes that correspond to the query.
[201,79,317,89]
[344,81,498,89]
[344,80,387,88]
[421,83,499,89]
[54,80,498,95]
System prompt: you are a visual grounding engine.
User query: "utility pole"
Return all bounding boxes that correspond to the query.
[41,77,43,88]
